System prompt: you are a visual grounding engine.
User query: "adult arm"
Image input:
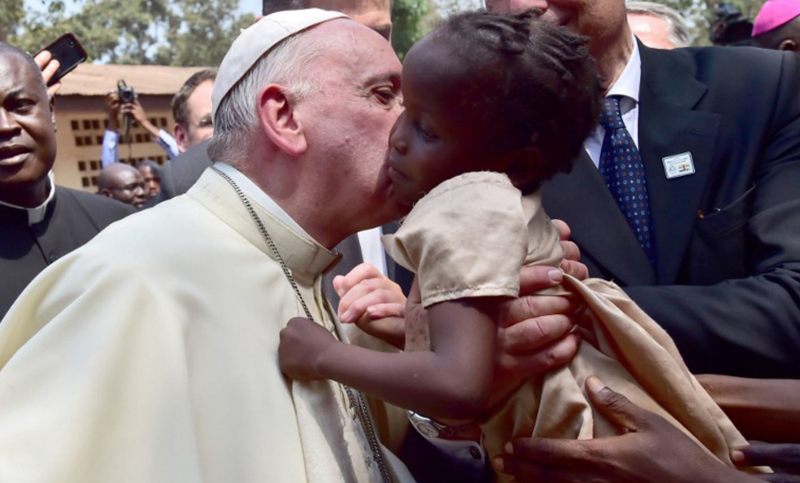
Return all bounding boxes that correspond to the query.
[626,53,800,378]
[494,377,761,483]
[121,100,179,159]
[697,375,800,443]
[101,93,121,167]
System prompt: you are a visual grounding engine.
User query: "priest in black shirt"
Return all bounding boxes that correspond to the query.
[0,43,134,317]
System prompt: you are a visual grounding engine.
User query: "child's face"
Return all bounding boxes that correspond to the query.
[387,36,509,206]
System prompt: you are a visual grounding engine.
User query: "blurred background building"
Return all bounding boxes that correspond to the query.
[53,64,205,192]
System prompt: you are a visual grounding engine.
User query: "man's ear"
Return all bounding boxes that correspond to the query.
[257,84,307,156]
[99,188,113,198]
[507,146,542,191]
[779,39,799,53]
[173,124,188,153]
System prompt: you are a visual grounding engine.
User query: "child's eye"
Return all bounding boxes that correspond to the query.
[415,121,437,142]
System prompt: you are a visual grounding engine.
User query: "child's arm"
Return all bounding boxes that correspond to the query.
[279,298,497,422]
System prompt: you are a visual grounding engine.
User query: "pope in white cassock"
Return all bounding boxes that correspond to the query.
[0,9,416,483]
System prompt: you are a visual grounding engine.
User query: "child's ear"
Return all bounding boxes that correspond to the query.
[507,147,542,191]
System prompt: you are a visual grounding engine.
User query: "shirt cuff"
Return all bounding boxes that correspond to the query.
[156,129,180,159]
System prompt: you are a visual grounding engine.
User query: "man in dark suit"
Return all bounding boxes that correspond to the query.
[0,43,135,318]
[486,0,800,378]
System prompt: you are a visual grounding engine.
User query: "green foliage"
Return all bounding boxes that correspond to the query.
[11,0,253,66]
[644,0,767,45]
[392,0,432,59]
[0,0,25,42]
[156,0,256,66]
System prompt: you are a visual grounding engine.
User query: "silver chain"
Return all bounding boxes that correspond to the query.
[213,167,392,483]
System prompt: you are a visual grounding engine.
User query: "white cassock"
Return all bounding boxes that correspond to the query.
[0,165,414,483]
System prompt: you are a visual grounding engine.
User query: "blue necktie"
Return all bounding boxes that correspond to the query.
[598,96,656,267]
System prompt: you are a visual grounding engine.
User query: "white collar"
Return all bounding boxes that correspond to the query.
[0,172,56,225]
[607,34,642,104]
[213,162,309,237]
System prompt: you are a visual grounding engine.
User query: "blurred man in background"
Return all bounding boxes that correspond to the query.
[752,0,800,57]
[627,1,690,50]
[171,68,216,153]
[98,163,148,209]
[138,159,161,200]
[0,44,134,318]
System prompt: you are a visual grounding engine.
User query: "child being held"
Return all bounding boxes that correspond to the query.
[279,10,750,480]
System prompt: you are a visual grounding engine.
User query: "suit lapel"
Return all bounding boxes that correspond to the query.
[638,45,720,285]
[543,151,656,286]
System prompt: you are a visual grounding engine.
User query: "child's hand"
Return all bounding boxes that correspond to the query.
[279,317,337,381]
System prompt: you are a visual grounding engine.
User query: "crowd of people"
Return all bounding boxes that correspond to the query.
[0,0,799,482]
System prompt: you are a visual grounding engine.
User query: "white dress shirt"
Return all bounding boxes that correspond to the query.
[584,36,642,167]
[0,172,56,225]
[357,227,388,277]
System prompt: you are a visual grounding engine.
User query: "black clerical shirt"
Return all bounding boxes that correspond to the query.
[0,185,135,318]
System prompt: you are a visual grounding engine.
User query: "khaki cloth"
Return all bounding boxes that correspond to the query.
[384,172,749,482]
[0,168,413,483]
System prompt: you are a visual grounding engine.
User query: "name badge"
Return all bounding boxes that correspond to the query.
[662,152,695,179]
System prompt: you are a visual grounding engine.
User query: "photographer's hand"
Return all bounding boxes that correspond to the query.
[120,99,161,140]
[105,92,121,132]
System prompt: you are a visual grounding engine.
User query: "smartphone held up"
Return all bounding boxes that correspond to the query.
[38,33,87,86]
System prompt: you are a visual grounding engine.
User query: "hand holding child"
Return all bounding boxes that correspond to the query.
[279,317,338,381]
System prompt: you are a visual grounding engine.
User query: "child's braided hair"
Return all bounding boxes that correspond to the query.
[435,10,602,191]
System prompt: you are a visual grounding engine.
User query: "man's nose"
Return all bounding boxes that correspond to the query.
[0,109,21,138]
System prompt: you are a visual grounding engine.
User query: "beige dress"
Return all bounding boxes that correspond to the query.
[384,171,751,482]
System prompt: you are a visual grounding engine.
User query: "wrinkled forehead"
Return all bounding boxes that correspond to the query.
[311,19,400,77]
[0,51,47,98]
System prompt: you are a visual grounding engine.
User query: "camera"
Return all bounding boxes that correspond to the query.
[117,79,136,104]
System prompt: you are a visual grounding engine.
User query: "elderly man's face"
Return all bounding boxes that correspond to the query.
[298,20,405,228]
[0,53,56,194]
[628,13,677,50]
[485,0,627,47]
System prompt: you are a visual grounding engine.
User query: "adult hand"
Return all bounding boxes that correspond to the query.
[334,263,406,348]
[732,443,800,482]
[105,92,121,131]
[553,219,588,281]
[120,99,160,138]
[494,377,757,483]
[33,50,61,98]
[491,266,581,405]
[335,263,406,322]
